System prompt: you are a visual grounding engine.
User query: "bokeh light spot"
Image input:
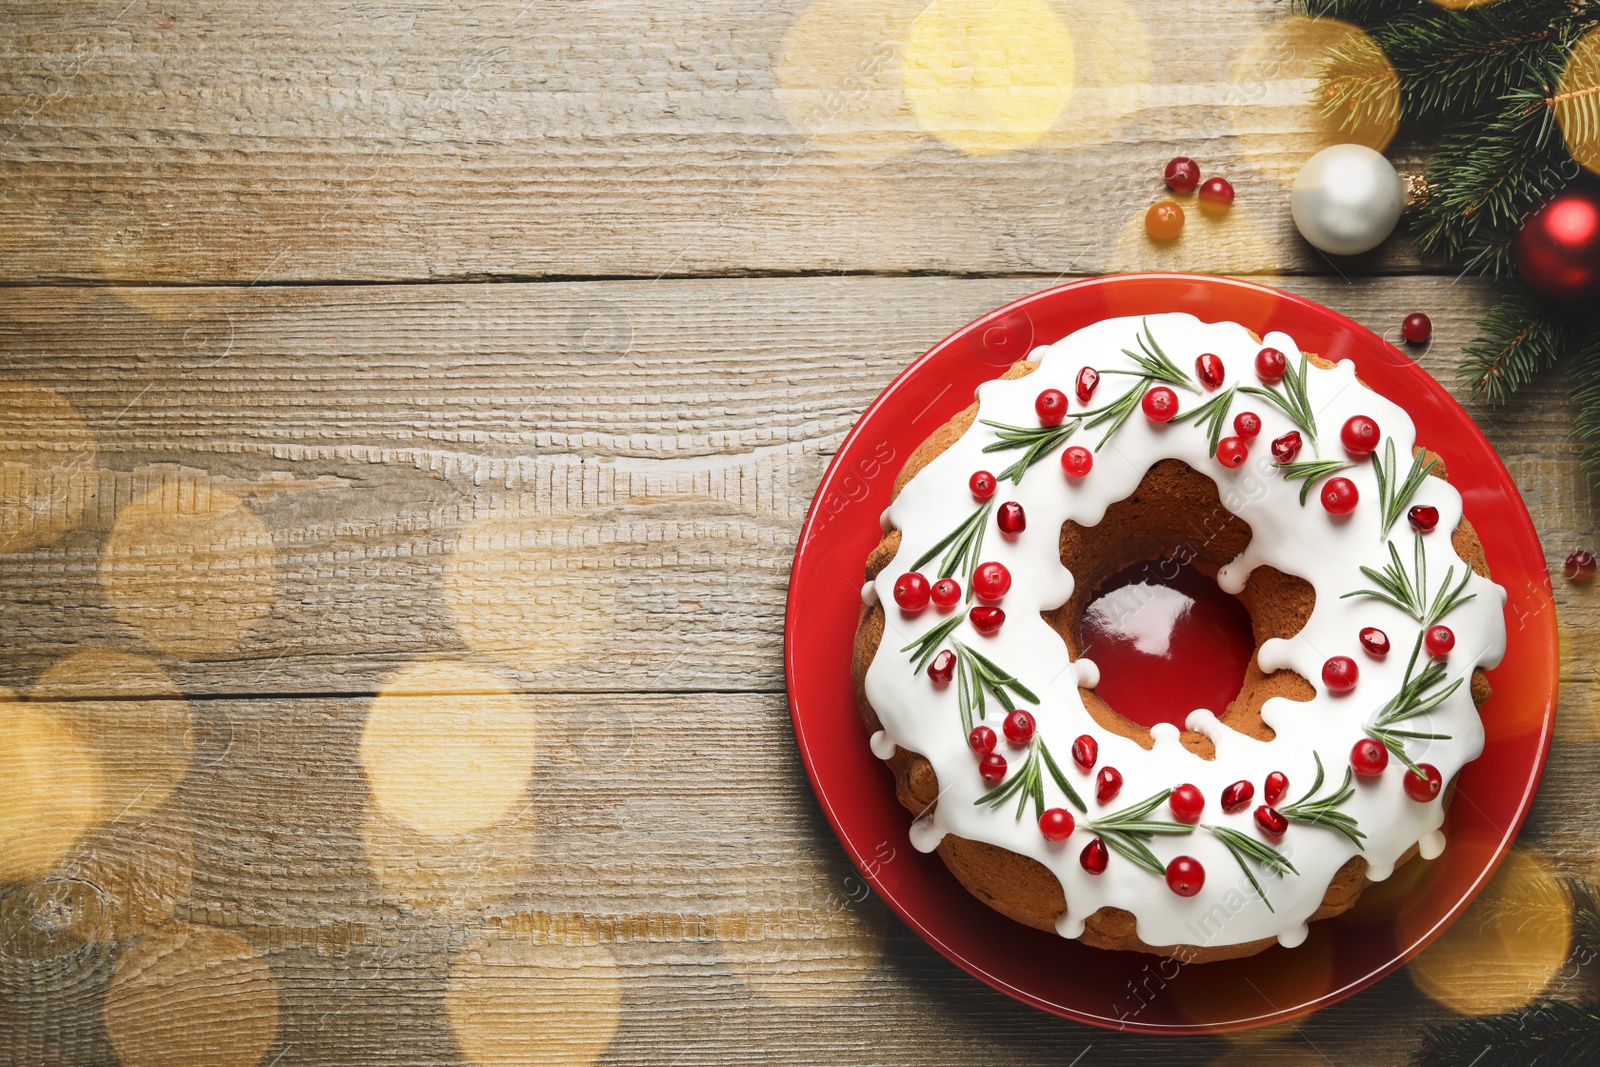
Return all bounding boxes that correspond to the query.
[0,698,104,881]
[1555,25,1600,177]
[0,381,97,556]
[445,936,622,1067]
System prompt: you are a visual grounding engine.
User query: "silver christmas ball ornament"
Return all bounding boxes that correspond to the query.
[1290,145,1405,256]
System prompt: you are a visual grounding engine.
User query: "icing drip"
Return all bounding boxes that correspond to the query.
[863,313,1508,950]
[869,730,897,760]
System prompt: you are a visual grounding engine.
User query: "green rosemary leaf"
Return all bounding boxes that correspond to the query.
[1373,437,1439,537]
[1039,740,1086,814]
[1278,458,1356,506]
[1208,824,1299,913]
[1081,383,1144,451]
[900,614,961,674]
[1280,755,1365,848]
[1096,830,1169,877]
[980,419,1081,484]
[1173,386,1237,457]
[910,499,994,586]
[1342,533,1475,624]
[959,644,1040,705]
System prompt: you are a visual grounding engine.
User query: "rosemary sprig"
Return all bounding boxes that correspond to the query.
[1366,632,1462,775]
[1278,458,1356,505]
[1372,437,1438,537]
[1279,752,1366,848]
[910,499,994,591]
[952,641,1039,735]
[1239,349,1318,443]
[979,418,1080,484]
[1207,824,1298,912]
[1083,789,1195,877]
[1340,531,1475,626]
[1102,319,1200,392]
[900,614,961,674]
[1172,386,1236,457]
[974,736,1086,819]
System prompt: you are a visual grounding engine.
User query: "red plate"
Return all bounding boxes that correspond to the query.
[784,273,1557,1033]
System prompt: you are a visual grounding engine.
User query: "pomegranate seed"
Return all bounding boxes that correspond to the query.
[1036,388,1068,425]
[928,649,955,685]
[1565,549,1596,581]
[1409,505,1439,533]
[1196,352,1225,390]
[1061,446,1093,478]
[1075,366,1100,404]
[997,501,1026,535]
[1040,807,1075,841]
[893,572,930,612]
[1071,734,1098,772]
[1216,436,1249,469]
[1198,176,1235,211]
[1402,313,1432,345]
[930,578,961,610]
[1164,156,1200,193]
[1341,415,1381,456]
[1254,805,1288,840]
[1080,838,1109,874]
[1096,767,1123,804]
[968,725,997,754]
[1165,855,1206,896]
[1255,347,1287,384]
[1270,430,1302,464]
[1264,771,1289,807]
[1404,763,1443,802]
[1321,477,1359,516]
[973,561,1011,601]
[979,752,1008,783]
[1425,625,1455,658]
[1142,386,1179,423]
[969,606,1005,635]
[1169,784,1204,824]
[1003,709,1035,745]
[1359,627,1390,658]
[969,470,997,500]
[1350,738,1389,778]
[1322,655,1358,692]
[1221,780,1254,814]
[1233,411,1262,438]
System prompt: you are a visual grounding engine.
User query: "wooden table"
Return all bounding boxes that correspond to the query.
[2,3,1596,1064]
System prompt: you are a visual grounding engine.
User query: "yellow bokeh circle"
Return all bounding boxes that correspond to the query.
[445,935,622,1067]
[1555,25,1600,176]
[0,696,105,882]
[0,381,97,556]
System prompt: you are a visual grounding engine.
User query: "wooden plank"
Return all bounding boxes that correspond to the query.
[1,275,1588,697]
[1,0,1439,284]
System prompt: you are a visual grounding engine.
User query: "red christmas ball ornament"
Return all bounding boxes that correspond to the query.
[1253,805,1288,840]
[1271,430,1303,464]
[1565,549,1596,581]
[1404,763,1444,802]
[1096,766,1123,804]
[997,501,1026,536]
[1165,855,1206,896]
[979,751,1008,783]
[1234,411,1262,438]
[1221,779,1254,814]
[1036,388,1069,425]
[1425,624,1455,658]
[1075,366,1100,404]
[1513,187,1600,301]
[1169,784,1204,823]
[1198,177,1235,212]
[973,561,1011,601]
[928,649,956,685]
[969,606,1005,635]
[1255,347,1287,383]
[968,725,997,754]
[1359,626,1390,658]
[1409,504,1439,533]
[1351,738,1389,778]
[930,578,961,610]
[1341,415,1381,456]
[1003,709,1035,745]
[894,572,931,612]
[1322,655,1359,693]
[1264,771,1289,807]
[1196,352,1226,390]
[1071,734,1098,772]
[1321,477,1359,515]
[1142,386,1180,422]
[969,470,997,500]
[1081,837,1109,874]
[1040,807,1076,841]
[1061,445,1093,479]
[1402,313,1432,345]
[1164,156,1200,193]
[1216,436,1249,469]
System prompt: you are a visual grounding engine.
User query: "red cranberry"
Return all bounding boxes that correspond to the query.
[1254,805,1288,840]
[1425,625,1455,658]
[1165,855,1206,896]
[997,501,1026,535]
[1402,312,1432,345]
[1322,655,1358,693]
[1565,549,1596,581]
[1040,807,1076,841]
[1071,734,1098,772]
[1233,411,1261,438]
[969,470,997,501]
[930,578,961,610]
[1404,763,1443,802]
[1169,784,1204,824]
[1080,837,1109,874]
[968,725,997,754]
[969,606,1005,635]
[973,561,1011,601]
[979,752,1008,783]
[1036,388,1068,425]
[1351,738,1389,778]
[1359,626,1390,658]
[928,649,955,685]
[893,572,931,612]
[1216,436,1249,469]
[1221,780,1254,814]
[1264,771,1289,807]
[1061,446,1093,478]
[1196,352,1225,390]
[1321,477,1359,516]
[1198,176,1235,211]
[1341,415,1381,456]
[1075,366,1099,404]
[1409,505,1439,533]
[1142,386,1179,423]
[1003,709,1035,745]
[1255,347,1287,384]
[1096,767,1123,804]
[1164,156,1200,193]
[1270,430,1302,464]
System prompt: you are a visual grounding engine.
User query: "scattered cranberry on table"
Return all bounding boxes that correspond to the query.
[1359,626,1390,658]
[1350,738,1389,777]
[1321,476,1359,515]
[1145,201,1185,240]
[1164,156,1200,193]
[1142,386,1180,422]
[893,572,930,611]
[1165,855,1206,896]
[1198,177,1235,212]
[1408,504,1439,533]
[928,649,955,685]
[969,470,997,500]
[1565,549,1596,581]
[997,501,1026,536]
[1322,655,1359,692]
[1040,807,1076,841]
[1404,763,1443,802]
[1401,312,1432,345]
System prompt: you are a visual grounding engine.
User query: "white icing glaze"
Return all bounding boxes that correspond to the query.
[864,313,1507,951]
[861,581,879,608]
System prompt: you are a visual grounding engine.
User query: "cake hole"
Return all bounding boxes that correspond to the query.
[1080,560,1255,732]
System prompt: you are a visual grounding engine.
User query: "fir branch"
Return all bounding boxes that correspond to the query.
[1560,321,1600,481]
[900,615,962,674]
[1278,458,1355,506]
[974,737,1084,820]
[1239,350,1318,442]
[1571,877,1600,950]
[1341,531,1475,625]
[1316,28,1399,138]
[1172,386,1237,457]
[1207,825,1298,913]
[1411,998,1600,1067]
[952,641,1039,735]
[1279,752,1366,848]
[910,499,993,589]
[1083,790,1195,877]
[980,418,1080,484]
[1461,287,1572,405]
[1372,436,1438,536]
